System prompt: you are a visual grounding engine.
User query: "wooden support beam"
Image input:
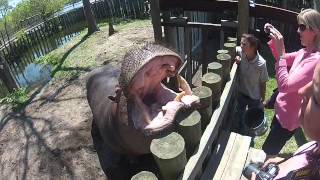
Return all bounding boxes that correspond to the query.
[238,0,249,40]
[150,0,162,42]
[159,0,298,24]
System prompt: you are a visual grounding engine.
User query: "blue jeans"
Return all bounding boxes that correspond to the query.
[236,93,263,131]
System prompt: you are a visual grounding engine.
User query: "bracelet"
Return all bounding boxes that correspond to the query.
[279,55,285,60]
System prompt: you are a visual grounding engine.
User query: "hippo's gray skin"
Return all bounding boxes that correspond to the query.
[86,44,199,178]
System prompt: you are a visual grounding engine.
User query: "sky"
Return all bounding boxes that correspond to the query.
[9,0,22,8]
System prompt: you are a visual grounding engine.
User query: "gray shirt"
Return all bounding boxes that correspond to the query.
[237,47,269,100]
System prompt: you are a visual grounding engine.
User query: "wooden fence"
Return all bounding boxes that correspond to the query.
[148,0,311,179]
[0,0,147,92]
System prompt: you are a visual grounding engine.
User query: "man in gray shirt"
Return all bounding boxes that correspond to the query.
[235,34,269,132]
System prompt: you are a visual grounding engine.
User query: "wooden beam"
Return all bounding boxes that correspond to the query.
[238,0,249,39]
[159,0,298,24]
[161,21,221,31]
[150,0,162,42]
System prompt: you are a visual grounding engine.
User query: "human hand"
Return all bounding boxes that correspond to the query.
[235,55,241,65]
[181,95,200,108]
[251,172,256,180]
[264,23,285,60]
[262,156,285,168]
[264,23,274,34]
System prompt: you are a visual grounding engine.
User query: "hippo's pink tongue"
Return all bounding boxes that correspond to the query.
[143,101,185,135]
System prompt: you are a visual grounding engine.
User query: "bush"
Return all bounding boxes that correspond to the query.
[0,88,29,110]
[36,52,62,66]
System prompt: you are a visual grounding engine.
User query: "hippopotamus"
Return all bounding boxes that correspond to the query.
[86,43,199,177]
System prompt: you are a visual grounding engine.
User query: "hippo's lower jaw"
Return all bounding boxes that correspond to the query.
[130,87,200,136]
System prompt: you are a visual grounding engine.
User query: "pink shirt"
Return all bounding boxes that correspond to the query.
[274,49,320,131]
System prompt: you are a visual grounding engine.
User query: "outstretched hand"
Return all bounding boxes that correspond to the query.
[264,23,285,60]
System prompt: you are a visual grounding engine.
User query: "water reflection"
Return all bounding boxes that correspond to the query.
[1,24,83,97]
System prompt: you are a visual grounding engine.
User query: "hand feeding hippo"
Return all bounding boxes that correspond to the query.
[86,43,199,171]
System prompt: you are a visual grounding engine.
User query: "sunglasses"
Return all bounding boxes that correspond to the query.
[298,24,309,32]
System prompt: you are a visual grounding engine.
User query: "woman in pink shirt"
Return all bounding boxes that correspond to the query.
[262,9,320,155]
[251,62,320,180]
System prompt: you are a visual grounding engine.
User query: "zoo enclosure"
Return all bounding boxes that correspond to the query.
[0,0,147,96]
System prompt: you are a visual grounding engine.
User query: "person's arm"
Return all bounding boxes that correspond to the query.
[235,46,242,64]
[260,62,269,101]
[283,51,299,67]
[260,82,266,101]
[276,56,319,93]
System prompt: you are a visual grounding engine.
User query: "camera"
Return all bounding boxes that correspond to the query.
[243,162,279,180]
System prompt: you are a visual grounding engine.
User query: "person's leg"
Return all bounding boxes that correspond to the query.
[236,94,249,130]
[262,116,296,155]
[247,98,263,109]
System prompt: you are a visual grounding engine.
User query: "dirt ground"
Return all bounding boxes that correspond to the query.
[0,21,154,180]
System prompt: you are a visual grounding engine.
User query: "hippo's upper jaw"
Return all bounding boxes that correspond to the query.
[127,56,200,136]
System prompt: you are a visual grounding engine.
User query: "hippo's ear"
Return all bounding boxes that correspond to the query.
[108,85,122,102]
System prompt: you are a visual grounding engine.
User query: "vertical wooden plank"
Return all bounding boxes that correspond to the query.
[238,0,249,39]
[220,134,251,180]
[201,28,208,75]
[184,26,192,85]
[150,0,162,42]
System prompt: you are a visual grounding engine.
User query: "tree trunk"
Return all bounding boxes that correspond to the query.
[0,59,18,92]
[82,0,99,35]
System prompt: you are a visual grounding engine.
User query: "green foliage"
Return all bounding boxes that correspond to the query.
[15,28,27,40]
[36,52,62,66]
[6,0,70,31]
[0,87,29,110]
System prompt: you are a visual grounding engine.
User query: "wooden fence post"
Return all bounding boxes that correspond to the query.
[176,110,202,156]
[150,132,187,180]
[150,0,162,42]
[207,62,222,77]
[0,58,18,92]
[192,86,212,130]
[224,42,236,65]
[227,37,237,44]
[238,0,249,40]
[131,171,158,180]
[217,53,231,85]
[202,73,222,108]
[217,49,228,54]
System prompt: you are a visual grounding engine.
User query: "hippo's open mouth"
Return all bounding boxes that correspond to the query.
[127,56,199,136]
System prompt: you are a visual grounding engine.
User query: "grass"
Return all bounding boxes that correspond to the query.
[1,19,151,110]
[0,88,29,111]
[252,44,302,155]
[36,19,151,79]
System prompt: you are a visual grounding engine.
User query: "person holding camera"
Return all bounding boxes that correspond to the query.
[261,9,320,155]
[235,34,269,132]
[247,62,320,180]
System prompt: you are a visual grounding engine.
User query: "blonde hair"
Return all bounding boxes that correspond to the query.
[297,9,320,48]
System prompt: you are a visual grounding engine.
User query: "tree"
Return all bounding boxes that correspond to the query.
[29,0,69,20]
[0,0,12,40]
[82,0,99,35]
